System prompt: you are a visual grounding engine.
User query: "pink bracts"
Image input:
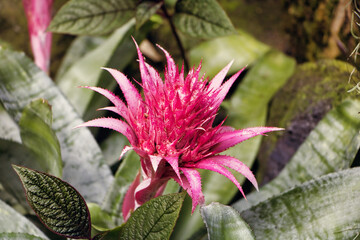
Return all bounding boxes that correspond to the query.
[79,39,282,221]
[23,0,53,73]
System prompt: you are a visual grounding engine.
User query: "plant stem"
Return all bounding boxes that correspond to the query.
[161,5,189,72]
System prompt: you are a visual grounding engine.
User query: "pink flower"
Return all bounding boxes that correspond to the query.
[79,39,282,220]
[23,0,53,73]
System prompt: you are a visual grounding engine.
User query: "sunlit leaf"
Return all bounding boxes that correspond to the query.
[0,199,48,239]
[189,30,269,78]
[241,167,360,239]
[48,0,136,35]
[201,203,254,240]
[55,35,105,81]
[13,165,91,239]
[173,0,236,38]
[19,99,62,178]
[233,99,360,212]
[0,48,113,204]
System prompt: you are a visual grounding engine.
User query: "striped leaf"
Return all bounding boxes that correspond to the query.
[201,203,254,240]
[233,99,360,212]
[241,167,360,239]
[0,47,113,204]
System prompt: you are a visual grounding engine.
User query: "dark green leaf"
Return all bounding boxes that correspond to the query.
[241,167,360,239]
[19,99,62,178]
[0,48,113,204]
[0,232,48,240]
[135,1,162,29]
[173,0,236,38]
[0,199,48,239]
[233,99,360,212]
[13,165,91,239]
[172,50,295,240]
[201,203,254,240]
[48,0,136,35]
[101,192,186,240]
[101,150,140,226]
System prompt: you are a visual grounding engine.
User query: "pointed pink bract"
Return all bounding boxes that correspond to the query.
[181,168,204,213]
[211,127,284,154]
[77,117,137,146]
[208,60,233,92]
[102,68,142,115]
[79,39,283,219]
[192,159,245,198]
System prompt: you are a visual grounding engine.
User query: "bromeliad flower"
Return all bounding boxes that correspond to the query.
[79,39,282,220]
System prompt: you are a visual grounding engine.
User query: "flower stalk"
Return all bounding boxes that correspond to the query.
[23,0,53,73]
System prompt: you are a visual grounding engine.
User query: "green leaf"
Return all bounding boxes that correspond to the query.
[173,0,236,38]
[0,233,48,240]
[101,150,140,226]
[48,0,136,35]
[88,203,116,231]
[0,47,113,204]
[201,203,255,240]
[19,99,62,178]
[13,165,91,239]
[136,1,162,29]
[0,139,40,209]
[101,192,186,240]
[241,167,360,239]
[233,98,360,212]
[0,199,48,239]
[55,36,105,81]
[172,50,295,240]
[56,20,135,116]
[189,30,270,78]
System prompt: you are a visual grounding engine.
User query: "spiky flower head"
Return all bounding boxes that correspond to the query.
[79,39,282,220]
